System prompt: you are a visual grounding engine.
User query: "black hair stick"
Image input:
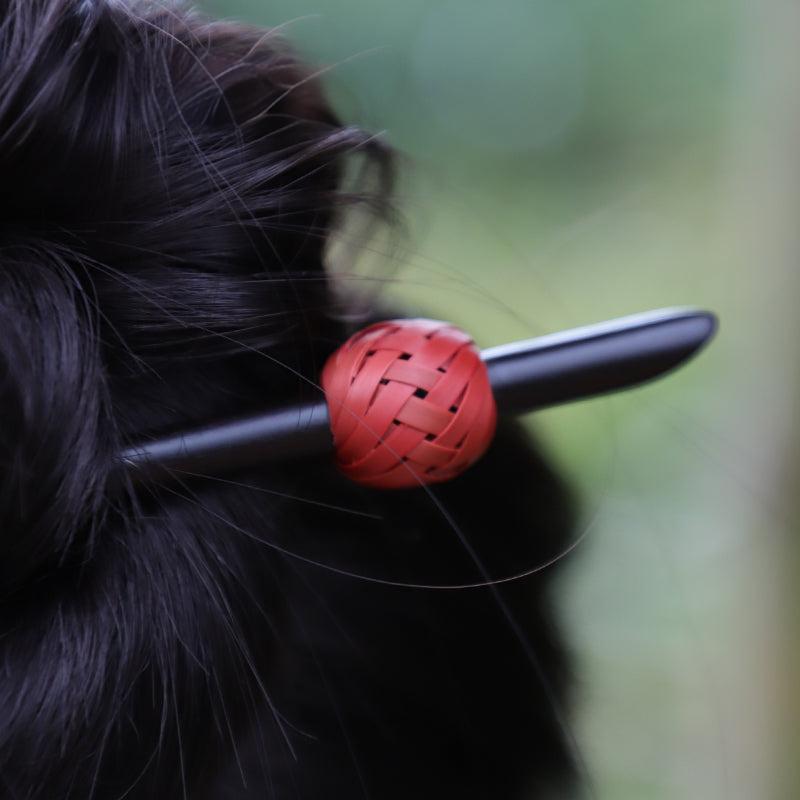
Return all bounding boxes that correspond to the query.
[122,307,716,481]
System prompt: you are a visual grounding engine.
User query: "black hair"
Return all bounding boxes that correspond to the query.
[0,1,578,797]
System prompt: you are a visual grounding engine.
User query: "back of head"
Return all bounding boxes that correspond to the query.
[0,2,577,797]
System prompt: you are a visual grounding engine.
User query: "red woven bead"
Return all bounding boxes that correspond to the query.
[321,319,497,489]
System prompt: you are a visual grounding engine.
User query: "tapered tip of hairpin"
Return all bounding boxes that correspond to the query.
[484,307,719,414]
[645,307,718,372]
[685,309,718,351]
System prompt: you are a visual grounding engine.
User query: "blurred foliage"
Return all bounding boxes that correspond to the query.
[202,1,799,797]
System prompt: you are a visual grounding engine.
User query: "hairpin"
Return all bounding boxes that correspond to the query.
[122,307,717,489]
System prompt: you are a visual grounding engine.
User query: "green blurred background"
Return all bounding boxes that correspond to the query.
[202,1,799,796]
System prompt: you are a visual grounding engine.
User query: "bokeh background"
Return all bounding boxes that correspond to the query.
[202,1,799,797]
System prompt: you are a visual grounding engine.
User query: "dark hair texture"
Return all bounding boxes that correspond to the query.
[0,1,578,798]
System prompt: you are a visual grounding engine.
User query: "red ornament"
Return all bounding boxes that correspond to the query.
[321,319,497,489]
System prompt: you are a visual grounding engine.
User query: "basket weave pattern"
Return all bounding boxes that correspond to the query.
[321,319,497,489]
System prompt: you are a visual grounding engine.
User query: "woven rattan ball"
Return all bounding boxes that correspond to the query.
[321,319,497,489]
